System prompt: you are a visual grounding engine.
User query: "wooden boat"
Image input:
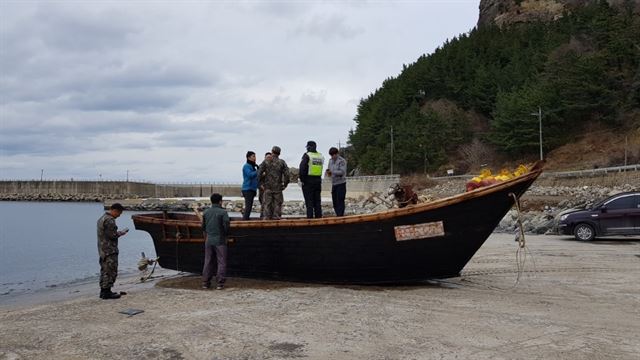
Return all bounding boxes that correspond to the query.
[132,162,543,284]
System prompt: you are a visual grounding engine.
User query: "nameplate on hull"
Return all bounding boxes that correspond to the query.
[394,221,445,241]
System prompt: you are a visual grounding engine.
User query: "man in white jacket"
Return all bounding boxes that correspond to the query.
[326,147,347,216]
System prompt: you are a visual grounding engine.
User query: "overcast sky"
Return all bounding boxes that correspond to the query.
[0,0,479,183]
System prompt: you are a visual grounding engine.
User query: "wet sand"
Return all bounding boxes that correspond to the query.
[1,233,639,359]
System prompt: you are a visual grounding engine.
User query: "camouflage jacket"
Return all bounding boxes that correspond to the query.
[258,156,290,192]
[97,212,119,258]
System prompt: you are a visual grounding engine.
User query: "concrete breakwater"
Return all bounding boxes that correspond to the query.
[0,176,400,201]
[0,180,241,200]
[0,192,117,202]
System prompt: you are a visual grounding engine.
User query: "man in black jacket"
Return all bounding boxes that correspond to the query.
[299,140,324,218]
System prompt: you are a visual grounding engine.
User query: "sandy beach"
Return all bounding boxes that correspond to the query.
[1,233,639,360]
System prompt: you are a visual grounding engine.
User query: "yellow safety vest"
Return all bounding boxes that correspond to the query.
[307,152,324,176]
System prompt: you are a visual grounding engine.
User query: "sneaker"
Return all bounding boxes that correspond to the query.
[202,283,210,289]
[216,285,224,290]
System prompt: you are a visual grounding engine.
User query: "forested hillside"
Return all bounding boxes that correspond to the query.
[348,1,639,175]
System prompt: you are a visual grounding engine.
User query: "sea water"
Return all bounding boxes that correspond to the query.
[0,201,158,298]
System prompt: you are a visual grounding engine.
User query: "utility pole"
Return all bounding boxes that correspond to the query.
[624,136,628,167]
[390,126,394,175]
[530,107,543,161]
[126,169,129,182]
[419,143,427,174]
[40,169,43,181]
[424,152,427,175]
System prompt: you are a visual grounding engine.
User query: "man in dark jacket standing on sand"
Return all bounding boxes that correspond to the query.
[97,203,128,299]
[299,140,324,218]
[202,193,230,290]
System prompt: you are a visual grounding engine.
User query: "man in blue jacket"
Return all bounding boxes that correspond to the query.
[241,151,258,220]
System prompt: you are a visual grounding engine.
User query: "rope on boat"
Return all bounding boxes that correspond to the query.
[511,192,526,249]
[509,192,537,287]
[372,194,394,207]
[175,227,182,271]
[138,252,159,283]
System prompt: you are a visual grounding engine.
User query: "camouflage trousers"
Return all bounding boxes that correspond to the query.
[258,188,265,218]
[99,254,119,289]
[263,189,284,220]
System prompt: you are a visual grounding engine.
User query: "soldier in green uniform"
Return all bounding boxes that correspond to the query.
[97,203,128,299]
[258,146,290,220]
[258,152,272,219]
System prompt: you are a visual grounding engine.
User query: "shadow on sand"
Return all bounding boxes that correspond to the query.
[156,274,462,292]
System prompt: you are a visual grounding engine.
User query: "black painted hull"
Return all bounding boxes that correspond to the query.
[133,165,542,283]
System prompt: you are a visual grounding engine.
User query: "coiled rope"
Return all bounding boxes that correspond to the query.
[509,192,537,287]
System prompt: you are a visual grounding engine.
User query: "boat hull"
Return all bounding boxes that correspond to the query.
[133,165,541,283]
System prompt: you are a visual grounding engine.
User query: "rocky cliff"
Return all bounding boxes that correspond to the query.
[478,0,640,27]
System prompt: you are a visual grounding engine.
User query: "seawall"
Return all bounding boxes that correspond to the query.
[0,175,402,201]
[0,180,241,200]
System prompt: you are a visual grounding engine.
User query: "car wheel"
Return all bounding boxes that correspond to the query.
[574,223,595,241]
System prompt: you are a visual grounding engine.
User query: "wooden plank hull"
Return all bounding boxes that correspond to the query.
[133,163,542,283]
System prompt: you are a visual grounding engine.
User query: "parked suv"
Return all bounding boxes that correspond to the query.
[557,192,640,241]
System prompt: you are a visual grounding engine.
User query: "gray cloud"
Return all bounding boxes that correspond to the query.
[300,89,327,104]
[35,4,139,53]
[69,89,184,112]
[293,14,364,41]
[0,1,480,181]
[249,2,309,18]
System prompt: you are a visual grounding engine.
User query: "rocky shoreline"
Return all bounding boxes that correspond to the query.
[114,183,636,236]
[2,182,636,235]
[495,184,638,235]
[0,193,135,202]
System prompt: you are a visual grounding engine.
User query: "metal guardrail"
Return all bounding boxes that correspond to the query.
[0,179,241,186]
[429,174,473,180]
[419,164,639,181]
[155,183,240,187]
[345,175,401,181]
[541,164,639,178]
[0,179,152,183]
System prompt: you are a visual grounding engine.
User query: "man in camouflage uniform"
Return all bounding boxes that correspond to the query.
[258,146,290,220]
[97,203,128,299]
[258,152,272,219]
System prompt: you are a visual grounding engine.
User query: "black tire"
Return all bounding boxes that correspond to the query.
[574,223,596,241]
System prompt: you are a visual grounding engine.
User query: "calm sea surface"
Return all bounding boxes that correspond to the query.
[0,201,159,297]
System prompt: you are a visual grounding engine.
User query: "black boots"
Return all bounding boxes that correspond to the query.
[100,288,121,299]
